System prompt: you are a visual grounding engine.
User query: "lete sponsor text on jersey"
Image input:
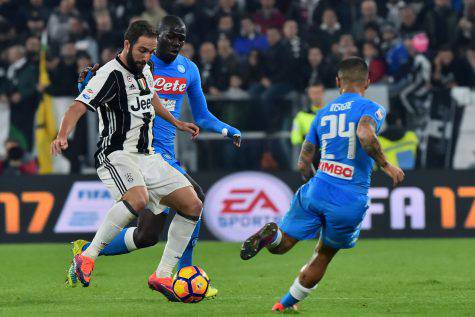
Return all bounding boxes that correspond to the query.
[153,76,187,94]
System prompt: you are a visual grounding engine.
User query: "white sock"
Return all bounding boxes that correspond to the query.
[124,227,138,252]
[268,228,282,249]
[82,201,136,260]
[289,277,317,301]
[156,213,197,278]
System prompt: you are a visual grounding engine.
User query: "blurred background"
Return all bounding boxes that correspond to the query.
[0,0,474,242]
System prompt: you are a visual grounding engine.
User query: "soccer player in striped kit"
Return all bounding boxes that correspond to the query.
[73,16,241,300]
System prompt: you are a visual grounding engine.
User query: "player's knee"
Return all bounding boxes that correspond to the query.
[134,230,159,248]
[123,187,149,212]
[182,198,202,218]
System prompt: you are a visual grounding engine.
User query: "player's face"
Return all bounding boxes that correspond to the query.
[157,25,186,62]
[126,36,157,73]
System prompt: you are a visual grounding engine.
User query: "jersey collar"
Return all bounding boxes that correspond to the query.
[153,53,178,66]
[115,55,140,75]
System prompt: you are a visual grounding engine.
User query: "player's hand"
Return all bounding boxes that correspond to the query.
[381,163,405,187]
[232,134,241,147]
[223,127,241,148]
[176,121,200,139]
[78,63,99,92]
[51,136,69,156]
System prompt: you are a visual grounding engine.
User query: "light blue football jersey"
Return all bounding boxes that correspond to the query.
[149,54,202,160]
[305,92,386,194]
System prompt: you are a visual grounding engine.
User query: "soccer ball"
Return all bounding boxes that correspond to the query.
[173,266,210,303]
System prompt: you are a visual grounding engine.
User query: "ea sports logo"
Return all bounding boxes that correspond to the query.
[204,172,293,242]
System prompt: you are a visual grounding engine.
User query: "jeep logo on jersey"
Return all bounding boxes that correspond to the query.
[204,172,293,242]
[153,76,187,94]
[131,97,152,113]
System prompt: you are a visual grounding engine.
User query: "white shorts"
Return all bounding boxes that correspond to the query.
[97,150,192,214]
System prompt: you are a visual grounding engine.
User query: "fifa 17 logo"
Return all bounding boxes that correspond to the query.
[131,97,152,112]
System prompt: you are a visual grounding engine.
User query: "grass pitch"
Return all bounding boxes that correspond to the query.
[0,239,474,316]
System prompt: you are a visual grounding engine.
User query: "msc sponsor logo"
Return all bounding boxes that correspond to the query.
[318,160,354,180]
[153,76,186,94]
[204,172,293,242]
[54,181,114,233]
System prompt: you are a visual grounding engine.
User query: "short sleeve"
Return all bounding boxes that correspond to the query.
[361,102,386,134]
[75,70,118,112]
[304,114,319,146]
[144,66,156,94]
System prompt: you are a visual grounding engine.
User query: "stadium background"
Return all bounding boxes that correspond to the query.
[0,1,474,316]
[0,0,474,242]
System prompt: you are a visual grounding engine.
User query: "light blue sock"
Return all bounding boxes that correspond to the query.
[82,228,130,256]
[280,292,299,307]
[177,218,201,270]
[280,277,315,308]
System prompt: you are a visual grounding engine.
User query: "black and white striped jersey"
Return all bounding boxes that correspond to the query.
[76,56,156,168]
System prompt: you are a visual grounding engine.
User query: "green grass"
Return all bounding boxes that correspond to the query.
[0,239,474,316]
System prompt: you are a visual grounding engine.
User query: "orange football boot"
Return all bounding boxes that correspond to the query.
[73,254,95,287]
[148,272,180,302]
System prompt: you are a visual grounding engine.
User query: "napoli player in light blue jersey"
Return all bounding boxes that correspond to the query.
[240,57,405,312]
[73,16,241,300]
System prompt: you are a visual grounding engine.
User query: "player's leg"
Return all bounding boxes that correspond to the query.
[273,182,368,311]
[77,209,167,256]
[143,156,202,300]
[240,184,319,260]
[81,162,203,259]
[74,187,148,287]
[154,185,202,277]
[273,240,338,311]
[176,173,204,270]
[172,173,219,298]
[147,185,202,301]
[69,152,148,287]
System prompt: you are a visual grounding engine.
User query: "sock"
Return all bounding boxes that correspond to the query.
[156,213,198,278]
[281,277,317,308]
[280,292,299,308]
[82,227,138,256]
[177,217,201,270]
[268,228,282,249]
[82,201,136,260]
[124,226,138,251]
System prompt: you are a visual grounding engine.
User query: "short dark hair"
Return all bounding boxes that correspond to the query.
[124,20,158,47]
[337,57,369,83]
[158,15,185,33]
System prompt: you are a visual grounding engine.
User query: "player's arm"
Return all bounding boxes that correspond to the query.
[298,140,316,182]
[356,115,405,186]
[188,62,241,147]
[77,64,100,93]
[51,101,87,155]
[151,93,199,139]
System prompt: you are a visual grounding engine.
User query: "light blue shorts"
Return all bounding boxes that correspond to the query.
[279,177,369,249]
